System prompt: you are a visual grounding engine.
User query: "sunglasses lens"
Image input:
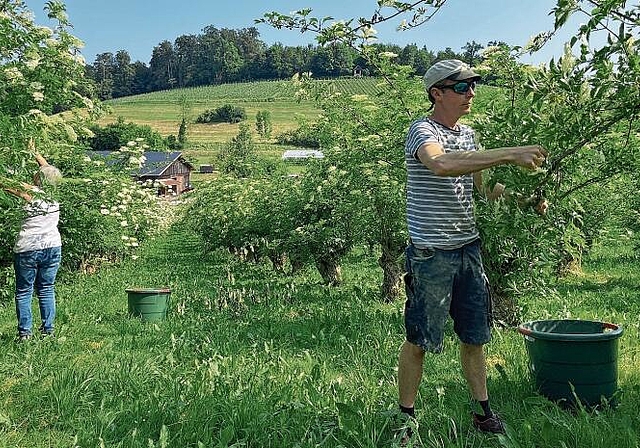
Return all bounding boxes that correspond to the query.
[453,81,475,93]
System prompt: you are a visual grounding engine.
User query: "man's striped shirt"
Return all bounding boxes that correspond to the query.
[405,117,479,249]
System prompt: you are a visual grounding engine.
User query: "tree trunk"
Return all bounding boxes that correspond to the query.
[315,258,342,286]
[378,244,405,303]
[488,282,521,327]
[288,251,306,276]
[556,250,582,278]
[268,252,286,273]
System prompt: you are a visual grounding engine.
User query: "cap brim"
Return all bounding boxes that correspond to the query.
[448,68,481,82]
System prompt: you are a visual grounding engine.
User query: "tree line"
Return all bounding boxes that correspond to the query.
[85,25,493,99]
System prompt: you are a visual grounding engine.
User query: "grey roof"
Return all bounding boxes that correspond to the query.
[88,151,192,177]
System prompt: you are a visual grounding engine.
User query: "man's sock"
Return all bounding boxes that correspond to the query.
[477,399,493,419]
[399,404,415,418]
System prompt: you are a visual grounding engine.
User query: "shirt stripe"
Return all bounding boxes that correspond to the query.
[405,117,479,249]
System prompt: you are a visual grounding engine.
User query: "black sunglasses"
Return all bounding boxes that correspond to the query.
[435,80,477,94]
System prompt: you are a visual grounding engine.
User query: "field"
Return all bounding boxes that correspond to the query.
[99,78,384,147]
[0,210,638,447]
[1,79,639,447]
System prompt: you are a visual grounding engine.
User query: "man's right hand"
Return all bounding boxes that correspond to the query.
[509,145,548,170]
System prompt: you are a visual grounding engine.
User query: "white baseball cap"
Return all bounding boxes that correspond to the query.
[423,59,481,92]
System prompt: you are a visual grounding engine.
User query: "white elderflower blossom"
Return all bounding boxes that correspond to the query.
[380,52,398,59]
[4,67,23,81]
[32,91,44,102]
[36,26,53,37]
[82,97,94,109]
[120,220,128,227]
[73,53,85,65]
[25,58,40,69]
[100,208,110,215]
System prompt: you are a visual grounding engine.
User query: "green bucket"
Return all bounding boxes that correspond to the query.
[518,319,623,407]
[126,288,171,322]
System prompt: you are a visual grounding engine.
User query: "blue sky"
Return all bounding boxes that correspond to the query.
[26,0,587,66]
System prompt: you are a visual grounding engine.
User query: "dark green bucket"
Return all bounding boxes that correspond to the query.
[518,319,623,407]
[126,288,171,322]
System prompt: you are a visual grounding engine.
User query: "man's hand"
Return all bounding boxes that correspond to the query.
[509,145,548,171]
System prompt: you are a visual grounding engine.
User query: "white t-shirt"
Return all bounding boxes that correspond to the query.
[13,196,62,253]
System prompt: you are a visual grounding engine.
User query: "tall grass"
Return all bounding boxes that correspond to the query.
[0,207,638,447]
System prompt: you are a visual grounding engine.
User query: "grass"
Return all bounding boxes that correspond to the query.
[0,205,638,447]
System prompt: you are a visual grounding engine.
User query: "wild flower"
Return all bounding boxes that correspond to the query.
[32,91,45,101]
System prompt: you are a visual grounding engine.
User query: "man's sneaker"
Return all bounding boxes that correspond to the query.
[472,412,505,434]
[394,415,420,447]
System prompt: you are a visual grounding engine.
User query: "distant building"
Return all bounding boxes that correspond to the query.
[281,149,324,161]
[138,151,193,195]
[89,150,193,195]
[199,164,213,174]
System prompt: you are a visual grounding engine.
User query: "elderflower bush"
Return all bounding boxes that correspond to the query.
[58,174,159,270]
[0,1,101,272]
[56,139,160,269]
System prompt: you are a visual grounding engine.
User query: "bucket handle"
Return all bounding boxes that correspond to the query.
[517,326,532,336]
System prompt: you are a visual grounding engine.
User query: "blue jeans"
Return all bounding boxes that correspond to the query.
[13,246,61,336]
[403,239,492,353]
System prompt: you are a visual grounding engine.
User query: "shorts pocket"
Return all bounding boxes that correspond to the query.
[412,246,436,262]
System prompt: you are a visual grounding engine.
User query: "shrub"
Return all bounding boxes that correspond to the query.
[57,174,158,271]
[195,104,246,124]
[275,122,321,148]
[84,117,167,151]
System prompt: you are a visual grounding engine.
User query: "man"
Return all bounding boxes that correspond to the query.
[398,59,547,438]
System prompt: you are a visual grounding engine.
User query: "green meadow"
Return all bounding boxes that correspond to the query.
[99,78,383,148]
[1,211,638,447]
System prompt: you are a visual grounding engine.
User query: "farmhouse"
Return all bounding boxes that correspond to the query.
[138,151,194,195]
[89,151,193,195]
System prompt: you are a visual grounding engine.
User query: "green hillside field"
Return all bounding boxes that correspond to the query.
[99,77,498,171]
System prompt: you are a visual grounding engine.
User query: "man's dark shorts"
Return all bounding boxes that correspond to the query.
[403,239,492,353]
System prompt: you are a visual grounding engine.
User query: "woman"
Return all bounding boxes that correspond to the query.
[3,148,62,341]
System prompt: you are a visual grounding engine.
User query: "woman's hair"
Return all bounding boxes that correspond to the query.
[35,165,62,187]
